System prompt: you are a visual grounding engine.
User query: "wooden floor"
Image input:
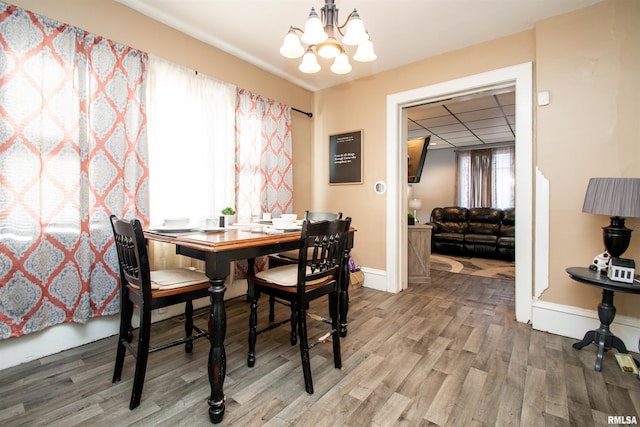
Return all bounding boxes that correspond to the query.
[1,270,639,426]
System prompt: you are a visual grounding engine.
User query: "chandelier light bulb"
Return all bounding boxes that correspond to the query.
[301,7,327,45]
[330,53,352,74]
[280,29,304,58]
[299,49,321,73]
[353,39,377,62]
[317,37,341,59]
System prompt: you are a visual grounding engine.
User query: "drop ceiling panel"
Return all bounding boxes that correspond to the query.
[406,89,516,150]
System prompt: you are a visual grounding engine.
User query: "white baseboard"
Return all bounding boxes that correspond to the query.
[360,267,388,292]
[532,299,640,353]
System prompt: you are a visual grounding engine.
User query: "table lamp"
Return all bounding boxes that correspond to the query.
[582,177,640,258]
[409,198,422,223]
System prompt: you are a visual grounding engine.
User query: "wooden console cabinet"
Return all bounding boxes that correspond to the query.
[408,224,432,283]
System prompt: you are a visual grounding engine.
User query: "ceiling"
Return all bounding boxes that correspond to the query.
[407,88,515,150]
[117,0,602,92]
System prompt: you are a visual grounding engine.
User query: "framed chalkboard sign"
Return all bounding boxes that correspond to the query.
[329,130,363,185]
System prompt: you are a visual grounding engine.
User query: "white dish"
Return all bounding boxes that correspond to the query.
[280,214,298,221]
[197,227,226,232]
[271,218,296,230]
[163,217,190,228]
[150,225,195,233]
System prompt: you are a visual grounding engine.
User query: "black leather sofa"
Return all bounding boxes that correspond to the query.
[430,206,515,261]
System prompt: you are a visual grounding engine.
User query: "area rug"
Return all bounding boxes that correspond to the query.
[431,254,515,281]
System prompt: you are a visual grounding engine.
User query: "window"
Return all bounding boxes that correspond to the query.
[456,145,515,209]
[146,56,236,225]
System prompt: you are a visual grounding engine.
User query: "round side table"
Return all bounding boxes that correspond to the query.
[566,266,640,371]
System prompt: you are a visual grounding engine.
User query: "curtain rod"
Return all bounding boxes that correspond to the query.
[292,107,313,118]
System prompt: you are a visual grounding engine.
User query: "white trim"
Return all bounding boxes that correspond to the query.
[535,168,550,298]
[532,300,640,353]
[360,267,388,292]
[386,63,536,323]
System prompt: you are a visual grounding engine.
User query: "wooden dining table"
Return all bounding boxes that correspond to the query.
[144,224,355,423]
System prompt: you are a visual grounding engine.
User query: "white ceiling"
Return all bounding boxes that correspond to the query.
[117,0,602,92]
[407,88,515,150]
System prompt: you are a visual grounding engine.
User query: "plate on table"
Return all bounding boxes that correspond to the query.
[196,227,226,232]
[149,225,196,233]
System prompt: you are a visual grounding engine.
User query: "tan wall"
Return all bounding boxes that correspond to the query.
[535,0,640,315]
[314,30,535,270]
[9,0,315,215]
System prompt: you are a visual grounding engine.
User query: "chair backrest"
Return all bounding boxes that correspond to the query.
[110,215,152,298]
[304,210,343,221]
[296,217,351,291]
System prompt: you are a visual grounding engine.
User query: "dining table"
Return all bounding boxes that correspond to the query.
[144,222,355,423]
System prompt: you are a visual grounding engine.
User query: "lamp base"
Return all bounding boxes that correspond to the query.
[603,216,632,258]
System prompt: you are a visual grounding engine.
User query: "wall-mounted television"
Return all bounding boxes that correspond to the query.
[408,135,431,183]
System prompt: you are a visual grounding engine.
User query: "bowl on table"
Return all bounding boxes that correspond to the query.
[271,217,297,230]
[280,214,297,221]
[164,217,190,228]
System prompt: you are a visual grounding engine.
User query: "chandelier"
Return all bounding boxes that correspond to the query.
[279,0,377,75]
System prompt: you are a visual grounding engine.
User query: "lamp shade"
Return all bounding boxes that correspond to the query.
[280,29,305,58]
[353,39,377,62]
[298,49,320,73]
[409,198,422,211]
[341,10,368,46]
[301,7,327,45]
[330,53,352,74]
[582,178,640,218]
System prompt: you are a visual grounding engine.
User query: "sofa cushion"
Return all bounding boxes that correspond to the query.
[431,207,469,234]
[467,207,502,235]
[500,208,515,237]
[433,232,465,244]
[465,234,498,245]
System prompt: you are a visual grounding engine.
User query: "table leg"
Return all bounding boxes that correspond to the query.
[339,249,350,337]
[572,289,628,372]
[207,278,226,423]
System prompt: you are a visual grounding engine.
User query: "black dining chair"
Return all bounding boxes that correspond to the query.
[109,215,211,410]
[247,217,351,394]
[267,210,343,344]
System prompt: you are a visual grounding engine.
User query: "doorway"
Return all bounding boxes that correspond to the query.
[385,63,535,323]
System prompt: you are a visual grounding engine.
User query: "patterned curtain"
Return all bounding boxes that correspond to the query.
[235,89,293,219]
[235,89,293,275]
[0,3,149,339]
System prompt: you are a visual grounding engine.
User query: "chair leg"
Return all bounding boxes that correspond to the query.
[113,295,134,383]
[184,300,194,353]
[297,304,314,394]
[329,291,342,369]
[289,302,298,345]
[130,306,152,410]
[268,295,275,321]
[248,296,258,368]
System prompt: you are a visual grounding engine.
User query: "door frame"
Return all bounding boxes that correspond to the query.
[385,63,535,323]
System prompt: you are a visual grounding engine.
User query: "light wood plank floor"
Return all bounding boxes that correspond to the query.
[1,270,639,426]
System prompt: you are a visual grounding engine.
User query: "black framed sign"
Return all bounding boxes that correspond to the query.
[329,130,363,185]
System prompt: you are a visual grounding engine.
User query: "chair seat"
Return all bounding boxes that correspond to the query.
[255,264,331,288]
[150,269,209,289]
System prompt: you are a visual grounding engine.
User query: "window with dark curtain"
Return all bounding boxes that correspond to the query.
[455,145,515,209]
